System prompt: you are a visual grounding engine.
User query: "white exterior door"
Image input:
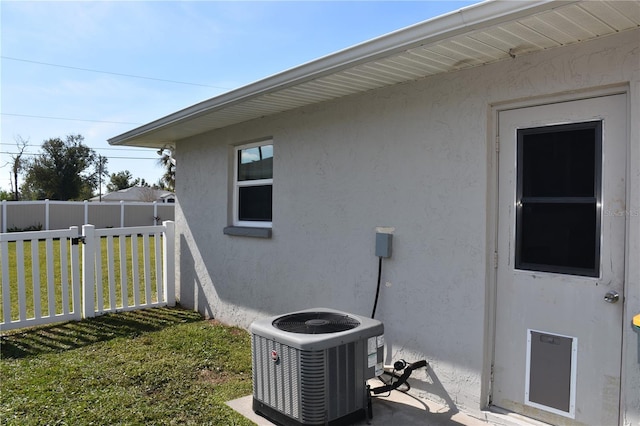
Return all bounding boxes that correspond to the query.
[493,94,626,425]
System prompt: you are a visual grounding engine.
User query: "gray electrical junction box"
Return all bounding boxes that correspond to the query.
[375,232,392,258]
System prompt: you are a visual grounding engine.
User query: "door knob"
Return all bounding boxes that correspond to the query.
[604,290,619,303]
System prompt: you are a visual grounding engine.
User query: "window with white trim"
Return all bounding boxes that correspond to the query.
[233,141,273,228]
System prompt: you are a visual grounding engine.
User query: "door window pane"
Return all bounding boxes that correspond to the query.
[516,122,601,277]
[522,129,595,197]
[520,203,597,270]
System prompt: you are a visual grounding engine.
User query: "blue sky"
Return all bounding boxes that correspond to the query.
[1,0,479,194]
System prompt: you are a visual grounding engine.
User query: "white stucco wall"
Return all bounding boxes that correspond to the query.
[175,29,639,422]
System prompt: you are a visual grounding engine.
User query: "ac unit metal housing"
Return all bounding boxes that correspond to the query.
[250,307,384,426]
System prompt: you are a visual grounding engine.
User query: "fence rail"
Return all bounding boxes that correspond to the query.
[1,199,175,232]
[0,222,175,332]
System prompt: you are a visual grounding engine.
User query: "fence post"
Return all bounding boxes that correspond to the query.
[45,199,50,230]
[84,200,89,225]
[153,201,158,225]
[82,224,96,318]
[162,221,175,307]
[69,226,81,320]
[1,200,6,233]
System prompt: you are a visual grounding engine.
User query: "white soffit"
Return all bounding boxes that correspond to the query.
[109,0,640,148]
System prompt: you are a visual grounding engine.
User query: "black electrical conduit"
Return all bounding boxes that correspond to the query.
[371,256,383,319]
[369,258,428,398]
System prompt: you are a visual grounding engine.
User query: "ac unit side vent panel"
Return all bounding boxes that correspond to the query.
[327,342,363,420]
[252,335,301,419]
[300,349,326,423]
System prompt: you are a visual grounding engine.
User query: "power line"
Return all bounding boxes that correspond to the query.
[0,143,153,152]
[0,151,158,160]
[94,146,155,152]
[1,113,143,125]
[94,156,160,160]
[2,56,232,90]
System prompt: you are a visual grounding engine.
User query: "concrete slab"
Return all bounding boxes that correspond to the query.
[227,379,489,426]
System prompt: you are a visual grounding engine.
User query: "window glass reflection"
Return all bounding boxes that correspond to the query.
[238,145,273,181]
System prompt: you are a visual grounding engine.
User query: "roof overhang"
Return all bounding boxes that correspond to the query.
[109,0,639,148]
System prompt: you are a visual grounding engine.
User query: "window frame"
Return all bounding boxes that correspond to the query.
[232,140,273,228]
[514,121,602,277]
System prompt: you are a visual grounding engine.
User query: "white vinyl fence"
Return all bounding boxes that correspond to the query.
[0,222,175,332]
[1,199,175,233]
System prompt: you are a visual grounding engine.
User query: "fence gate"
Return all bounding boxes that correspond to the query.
[1,227,82,331]
[1,222,175,332]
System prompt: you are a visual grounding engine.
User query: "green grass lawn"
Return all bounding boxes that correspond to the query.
[0,307,255,426]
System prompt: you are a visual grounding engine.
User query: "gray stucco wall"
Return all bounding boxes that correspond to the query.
[174,29,639,422]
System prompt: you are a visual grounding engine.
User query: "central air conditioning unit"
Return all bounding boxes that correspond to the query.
[250,307,384,426]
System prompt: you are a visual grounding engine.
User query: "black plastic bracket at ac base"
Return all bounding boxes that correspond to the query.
[253,398,366,426]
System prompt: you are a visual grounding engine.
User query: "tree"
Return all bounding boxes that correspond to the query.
[108,170,135,192]
[157,150,175,192]
[3,136,29,201]
[0,190,13,201]
[106,170,150,193]
[107,170,135,192]
[91,154,109,201]
[22,134,100,200]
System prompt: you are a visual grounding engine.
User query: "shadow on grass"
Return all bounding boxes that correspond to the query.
[1,306,203,359]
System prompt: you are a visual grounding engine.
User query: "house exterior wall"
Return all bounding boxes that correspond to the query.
[174,29,639,422]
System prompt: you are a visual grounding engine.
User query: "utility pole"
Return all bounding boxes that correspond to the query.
[98,155,104,202]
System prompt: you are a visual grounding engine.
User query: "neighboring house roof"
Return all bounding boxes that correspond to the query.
[158,192,176,202]
[90,186,175,202]
[109,0,639,148]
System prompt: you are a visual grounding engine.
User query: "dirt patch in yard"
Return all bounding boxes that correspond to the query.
[198,367,231,385]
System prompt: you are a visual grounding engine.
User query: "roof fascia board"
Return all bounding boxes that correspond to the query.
[109,0,568,146]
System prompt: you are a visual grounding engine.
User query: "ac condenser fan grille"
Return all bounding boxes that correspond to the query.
[273,311,360,334]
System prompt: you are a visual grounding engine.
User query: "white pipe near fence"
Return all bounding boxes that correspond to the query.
[0,221,175,332]
[1,199,174,233]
